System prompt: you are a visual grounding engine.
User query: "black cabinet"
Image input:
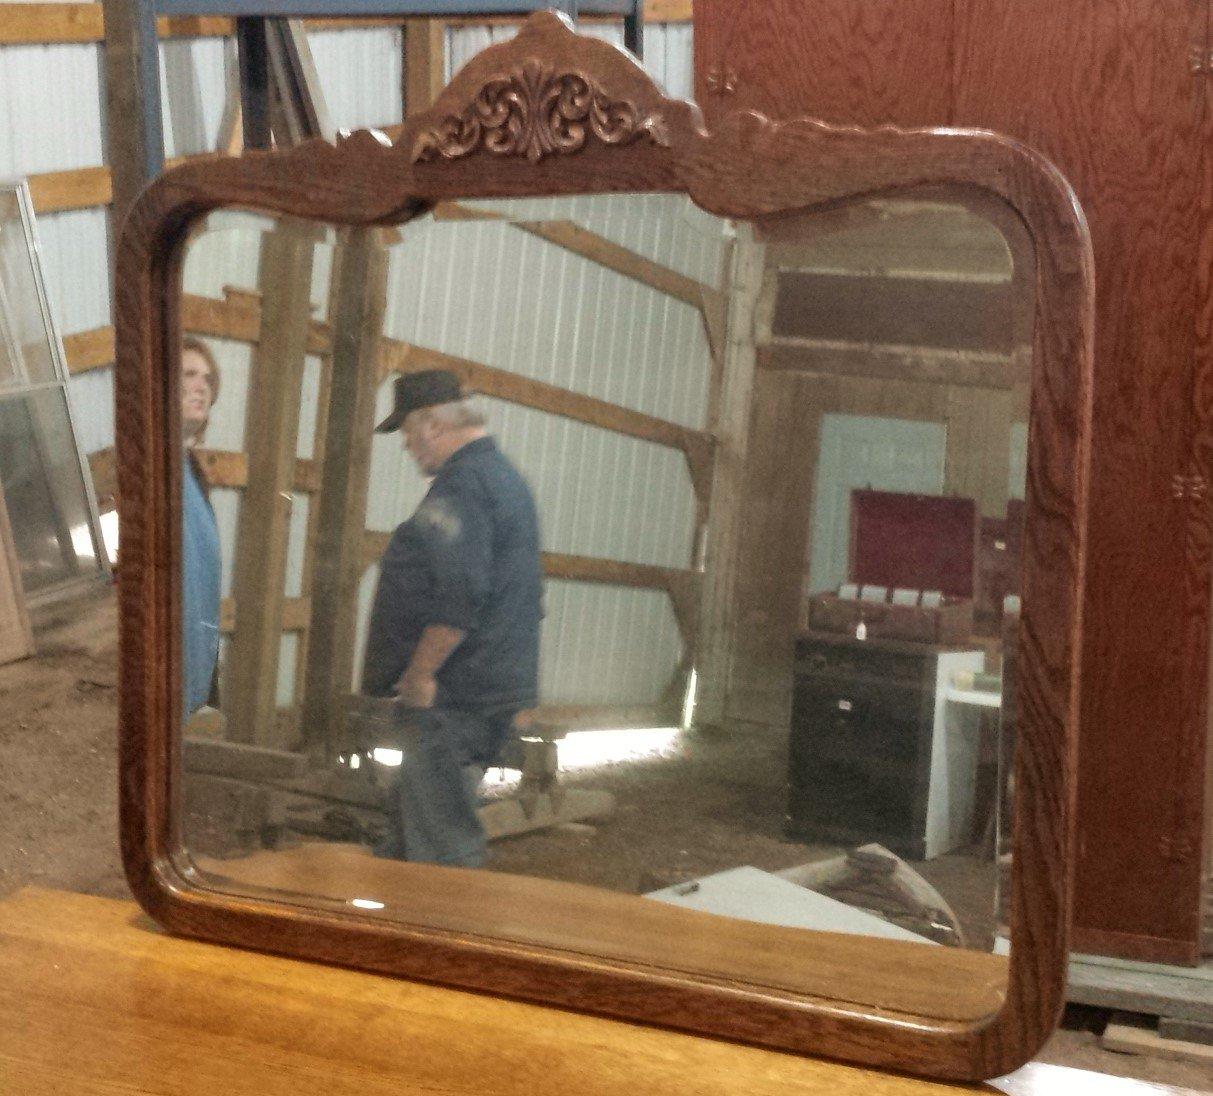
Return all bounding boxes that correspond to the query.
[787,632,985,861]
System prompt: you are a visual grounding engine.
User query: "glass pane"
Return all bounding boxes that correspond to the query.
[0,387,101,592]
[0,187,58,389]
[174,191,1035,1024]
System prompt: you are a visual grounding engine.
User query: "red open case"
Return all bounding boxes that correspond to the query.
[807,490,978,644]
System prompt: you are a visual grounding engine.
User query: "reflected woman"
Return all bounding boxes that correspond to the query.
[181,336,222,718]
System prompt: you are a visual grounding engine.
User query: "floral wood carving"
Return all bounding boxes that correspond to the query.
[411,59,670,164]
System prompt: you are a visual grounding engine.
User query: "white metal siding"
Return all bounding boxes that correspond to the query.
[448,21,695,101]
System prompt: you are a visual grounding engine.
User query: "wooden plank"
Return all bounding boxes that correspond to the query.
[0,474,34,666]
[1102,1018,1213,1066]
[403,18,446,116]
[769,271,1014,353]
[361,534,698,646]
[182,736,309,781]
[0,4,232,45]
[377,337,713,505]
[12,887,1130,1096]
[86,449,117,509]
[694,0,953,130]
[694,230,765,728]
[182,289,332,355]
[101,0,162,235]
[224,223,316,749]
[480,789,615,841]
[432,203,711,309]
[363,534,694,593]
[300,230,388,754]
[954,0,1207,963]
[26,166,112,217]
[0,6,398,46]
[219,596,310,635]
[88,445,317,497]
[63,325,115,375]
[195,449,320,493]
[757,340,1014,390]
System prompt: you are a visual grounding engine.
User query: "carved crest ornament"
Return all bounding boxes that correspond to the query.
[411,59,671,164]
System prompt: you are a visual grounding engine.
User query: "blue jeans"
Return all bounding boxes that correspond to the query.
[373,707,514,868]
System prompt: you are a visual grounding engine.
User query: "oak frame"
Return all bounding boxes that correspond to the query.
[116,12,1093,1082]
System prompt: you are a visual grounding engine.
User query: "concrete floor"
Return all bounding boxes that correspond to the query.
[0,585,1209,1090]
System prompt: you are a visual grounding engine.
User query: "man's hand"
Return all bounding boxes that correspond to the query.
[395,671,437,709]
[394,624,465,708]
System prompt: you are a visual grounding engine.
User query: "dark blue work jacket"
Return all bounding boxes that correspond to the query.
[361,436,542,714]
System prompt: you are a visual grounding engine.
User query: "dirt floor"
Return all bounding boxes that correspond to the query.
[1,585,1210,1091]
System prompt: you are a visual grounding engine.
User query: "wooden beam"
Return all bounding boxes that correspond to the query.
[220,596,310,635]
[0,5,410,45]
[64,288,331,379]
[195,449,319,493]
[63,326,115,375]
[694,229,765,730]
[224,223,316,749]
[362,534,699,646]
[27,166,112,216]
[769,270,1015,353]
[300,230,389,755]
[433,203,712,310]
[0,5,233,45]
[183,289,332,356]
[403,18,446,117]
[756,339,1015,390]
[378,338,714,505]
[86,449,117,508]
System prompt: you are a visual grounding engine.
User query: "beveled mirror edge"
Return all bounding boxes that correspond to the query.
[114,11,1093,1082]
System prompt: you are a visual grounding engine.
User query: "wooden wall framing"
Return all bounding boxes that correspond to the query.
[84,204,722,744]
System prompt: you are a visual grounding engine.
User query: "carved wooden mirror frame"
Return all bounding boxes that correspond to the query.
[116,12,1093,1082]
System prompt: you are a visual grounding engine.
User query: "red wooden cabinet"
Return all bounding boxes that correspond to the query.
[695,0,1211,965]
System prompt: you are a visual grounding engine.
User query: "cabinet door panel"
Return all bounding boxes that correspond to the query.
[694,0,952,129]
[953,0,1207,962]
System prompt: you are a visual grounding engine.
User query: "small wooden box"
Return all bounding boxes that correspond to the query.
[808,593,974,645]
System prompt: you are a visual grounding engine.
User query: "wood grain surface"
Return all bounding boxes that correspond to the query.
[5,888,1203,1096]
[693,0,1213,972]
[694,0,952,129]
[952,0,1208,966]
[112,13,1094,1081]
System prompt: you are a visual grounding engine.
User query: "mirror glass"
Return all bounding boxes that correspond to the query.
[176,190,1031,1022]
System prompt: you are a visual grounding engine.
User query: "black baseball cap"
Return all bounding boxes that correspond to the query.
[375,370,465,433]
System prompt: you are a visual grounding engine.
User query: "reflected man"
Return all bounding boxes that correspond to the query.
[181,336,222,717]
[364,370,542,867]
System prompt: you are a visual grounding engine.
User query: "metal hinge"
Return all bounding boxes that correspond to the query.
[1191,47,1213,75]
[1172,472,1209,499]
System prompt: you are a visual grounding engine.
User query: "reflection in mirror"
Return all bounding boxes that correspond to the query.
[177,191,1030,1019]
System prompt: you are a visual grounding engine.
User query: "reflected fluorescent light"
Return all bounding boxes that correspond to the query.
[69,521,97,562]
[372,748,403,767]
[347,754,361,770]
[98,510,120,558]
[350,898,384,910]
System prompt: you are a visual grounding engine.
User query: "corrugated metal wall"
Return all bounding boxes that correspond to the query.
[446,21,695,100]
[150,22,716,714]
[0,25,406,465]
[365,193,726,706]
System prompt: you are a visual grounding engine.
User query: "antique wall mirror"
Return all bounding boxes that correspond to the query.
[116,13,1093,1082]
